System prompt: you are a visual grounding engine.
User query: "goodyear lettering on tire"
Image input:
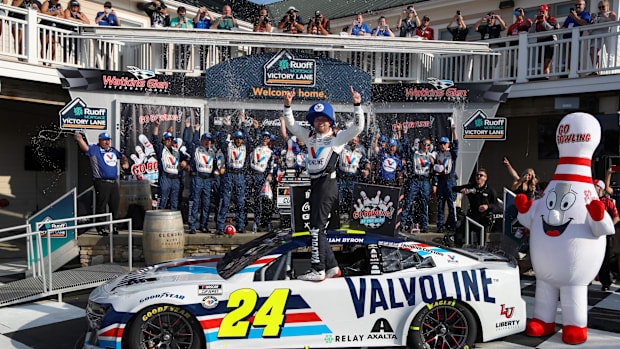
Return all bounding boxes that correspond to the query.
[142,305,191,322]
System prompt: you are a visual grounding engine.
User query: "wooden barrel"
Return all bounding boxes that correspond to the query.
[118,180,152,218]
[142,210,185,265]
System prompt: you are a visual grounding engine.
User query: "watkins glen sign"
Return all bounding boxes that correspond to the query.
[102,66,169,92]
[264,50,316,87]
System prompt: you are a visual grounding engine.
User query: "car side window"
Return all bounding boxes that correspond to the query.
[381,246,433,273]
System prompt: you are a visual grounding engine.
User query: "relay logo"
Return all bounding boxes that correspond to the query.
[264,49,316,87]
[59,97,107,130]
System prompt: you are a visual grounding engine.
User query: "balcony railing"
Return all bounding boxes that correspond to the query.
[2,4,620,85]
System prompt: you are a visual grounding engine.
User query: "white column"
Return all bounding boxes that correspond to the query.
[26,9,38,64]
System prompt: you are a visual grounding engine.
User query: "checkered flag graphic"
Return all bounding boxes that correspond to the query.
[127,66,156,81]
[427,78,455,90]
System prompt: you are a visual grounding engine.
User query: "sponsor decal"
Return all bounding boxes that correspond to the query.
[198,284,223,295]
[201,296,219,309]
[345,269,496,318]
[138,113,180,124]
[401,78,467,102]
[102,67,169,92]
[427,299,456,309]
[139,292,185,303]
[37,216,68,237]
[500,304,515,318]
[59,97,107,130]
[327,237,365,243]
[446,254,459,264]
[496,319,521,330]
[392,120,431,131]
[264,49,316,87]
[463,110,507,140]
[369,318,397,339]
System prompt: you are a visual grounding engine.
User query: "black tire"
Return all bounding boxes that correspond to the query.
[125,304,203,349]
[407,299,478,349]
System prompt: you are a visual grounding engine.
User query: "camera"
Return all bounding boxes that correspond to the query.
[456,10,461,15]
[288,12,295,21]
[570,7,574,12]
[406,9,413,14]
[155,6,161,11]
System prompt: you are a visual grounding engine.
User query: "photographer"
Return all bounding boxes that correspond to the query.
[278,6,304,34]
[452,169,498,246]
[507,8,531,37]
[347,13,371,36]
[213,5,237,30]
[473,12,505,40]
[447,12,469,41]
[397,5,420,38]
[371,16,395,37]
[563,0,591,36]
[530,5,559,76]
[140,0,169,28]
[307,10,330,35]
[194,6,214,29]
[171,6,193,28]
[253,6,272,32]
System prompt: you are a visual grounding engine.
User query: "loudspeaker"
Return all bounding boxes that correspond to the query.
[499,1,515,9]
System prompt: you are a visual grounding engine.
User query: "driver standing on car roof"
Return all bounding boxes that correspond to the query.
[281,86,364,281]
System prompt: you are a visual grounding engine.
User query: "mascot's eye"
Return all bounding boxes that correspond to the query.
[546,192,556,210]
[560,192,576,211]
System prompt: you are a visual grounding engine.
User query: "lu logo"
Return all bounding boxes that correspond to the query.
[500,304,515,318]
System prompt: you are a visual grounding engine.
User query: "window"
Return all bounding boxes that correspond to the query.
[119,19,143,28]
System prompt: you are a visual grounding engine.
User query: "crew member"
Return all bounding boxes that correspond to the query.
[248,126,274,233]
[434,122,458,233]
[400,130,435,233]
[453,168,498,246]
[338,136,370,210]
[75,131,128,235]
[372,138,403,186]
[215,114,249,234]
[183,121,218,234]
[152,120,186,210]
[282,86,364,281]
[594,179,620,291]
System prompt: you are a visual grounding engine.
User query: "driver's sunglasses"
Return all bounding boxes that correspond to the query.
[422,142,431,146]
[476,173,486,177]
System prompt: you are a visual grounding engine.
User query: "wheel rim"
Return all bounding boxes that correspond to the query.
[140,311,195,349]
[420,305,469,349]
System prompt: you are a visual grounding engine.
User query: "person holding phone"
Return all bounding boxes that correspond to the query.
[446,12,469,41]
[213,4,237,30]
[563,0,591,38]
[347,13,371,36]
[473,11,505,41]
[530,4,559,76]
[397,5,420,37]
[170,6,193,28]
[507,7,531,39]
[194,6,214,29]
[371,16,395,37]
[590,0,617,73]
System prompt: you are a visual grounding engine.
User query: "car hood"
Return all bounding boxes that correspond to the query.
[102,255,225,293]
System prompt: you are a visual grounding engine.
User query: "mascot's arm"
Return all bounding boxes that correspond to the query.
[586,200,615,237]
[515,193,534,230]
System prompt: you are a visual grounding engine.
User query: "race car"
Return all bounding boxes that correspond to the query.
[84,229,526,349]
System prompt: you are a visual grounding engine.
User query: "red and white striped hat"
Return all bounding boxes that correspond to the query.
[594,179,605,190]
[552,112,601,184]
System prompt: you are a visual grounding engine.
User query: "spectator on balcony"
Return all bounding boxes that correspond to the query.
[10,0,41,55]
[95,2,119,26]
[170,6,193,28]
[530,4,559,77]
[39,0,63,62]
[563,0,591,38]
[446,13,469,41]
[397,5,420,38]
[507,8,531,38]
[347,13,370,36]
[141,0,169,28]
[252,6,271,32]
[194,7,214,29]
[590,0,617,73]
[473,12,505,41]
[416,15,434,40]
[63,1,89,24]
[371,16,395,37]
[307,10,330,35]
[278,6,304,34]
[213,4,237,30]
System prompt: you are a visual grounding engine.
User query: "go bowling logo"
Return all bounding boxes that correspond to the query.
[352,191,394,228]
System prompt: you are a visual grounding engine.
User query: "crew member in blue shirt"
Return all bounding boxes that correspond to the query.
[75,131,128,235]
[434,123,458,233]
[183,121,218,234]
[373,138,403,187]
[151,120,187,210]
[95,1,119,26]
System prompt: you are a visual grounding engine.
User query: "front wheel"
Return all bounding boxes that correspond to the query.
[125,304,203,349]
[407,300,477,349]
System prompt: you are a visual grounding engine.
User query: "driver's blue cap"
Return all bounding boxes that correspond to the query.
[388,138,398,146]
[98,132,111,140]
[261,131,271,138]
[439,137,450,144]
[201,133,212,140]
[233,130,244,139]
[379,135,388,143]
[306,102,335,126]
[163,132,174,139]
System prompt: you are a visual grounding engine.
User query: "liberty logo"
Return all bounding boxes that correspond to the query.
[500,304,515,318]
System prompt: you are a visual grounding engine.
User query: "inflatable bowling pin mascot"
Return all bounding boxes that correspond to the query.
[515,113,615,344]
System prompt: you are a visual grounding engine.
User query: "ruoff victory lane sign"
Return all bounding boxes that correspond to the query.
[59,97,107,130]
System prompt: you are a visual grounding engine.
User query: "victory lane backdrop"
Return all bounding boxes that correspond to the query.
[120,103,200,183]
[373,113,452,146]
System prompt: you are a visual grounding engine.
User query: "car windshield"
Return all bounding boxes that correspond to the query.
[217,230,294,279]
